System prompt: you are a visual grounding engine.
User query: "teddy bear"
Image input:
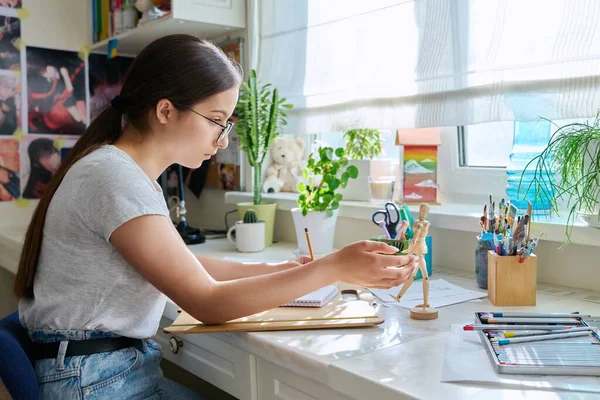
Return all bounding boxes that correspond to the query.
[263,136,306,193]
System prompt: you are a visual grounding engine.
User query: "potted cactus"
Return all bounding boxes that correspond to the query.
[227,209,266,253]
[236,69,293,246]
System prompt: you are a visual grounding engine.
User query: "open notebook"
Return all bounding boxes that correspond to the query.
[281,285,339,308]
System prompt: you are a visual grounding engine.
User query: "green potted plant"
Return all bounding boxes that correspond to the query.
[236,69,292,246]
[520,115,600,244]
[340,128,392,201]
[292,146,358,256]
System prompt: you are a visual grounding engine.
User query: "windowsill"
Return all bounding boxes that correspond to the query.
[224,191,600,247]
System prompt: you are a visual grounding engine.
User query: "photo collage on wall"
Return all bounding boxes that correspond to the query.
[0,3,21,201]
[0,4,134,203]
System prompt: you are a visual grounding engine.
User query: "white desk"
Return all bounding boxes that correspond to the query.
[1,227,599,400]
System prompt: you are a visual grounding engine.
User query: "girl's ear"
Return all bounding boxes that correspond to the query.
[155,99,174,124]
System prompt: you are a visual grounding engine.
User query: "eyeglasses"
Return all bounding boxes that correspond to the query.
[185,107,234,144]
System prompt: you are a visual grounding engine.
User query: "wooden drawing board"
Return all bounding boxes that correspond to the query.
[164,286,384,334]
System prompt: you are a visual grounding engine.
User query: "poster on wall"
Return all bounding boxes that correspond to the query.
[20,135,58,199]
[26,47,87,135]
[0,137,19,201]
[0,70,20,135]
[0,0,22,8]
[88,53,133,121]
[0,16,20,70]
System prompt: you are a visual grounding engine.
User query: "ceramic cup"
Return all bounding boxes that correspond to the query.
[227,221,266,252]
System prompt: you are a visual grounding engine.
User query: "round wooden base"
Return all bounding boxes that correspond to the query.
[410,306,439,320]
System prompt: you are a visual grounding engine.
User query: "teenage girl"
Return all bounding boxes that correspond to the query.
[14,34,418,399]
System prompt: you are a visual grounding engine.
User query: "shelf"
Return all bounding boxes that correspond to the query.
[90,15,243,56]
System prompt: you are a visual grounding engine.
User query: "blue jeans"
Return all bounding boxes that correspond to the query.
[32,330,205,400]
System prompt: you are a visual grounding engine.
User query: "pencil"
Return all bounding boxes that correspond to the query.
[304,228,315,261]
[482,317,579,324]
[496,330,592,345]
[464,324,577,331]
[486,312,587,318]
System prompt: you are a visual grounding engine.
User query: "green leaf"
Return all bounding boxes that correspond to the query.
[324,148,333,161]
[335,147,344,157]
[323,194,332,204]
[326,209,334,217]
[282,103,293,109]
[331,200,339,210]
[341,171,349,184]
[329,179,340,190]
[347,165,359,179]
[297,183,306,192]
[335,193,343,201]
[302,208,307,216]
[340,157,348,166]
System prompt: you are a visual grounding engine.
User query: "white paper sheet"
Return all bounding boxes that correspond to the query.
[370,279,487,309]
[441,324,600,393]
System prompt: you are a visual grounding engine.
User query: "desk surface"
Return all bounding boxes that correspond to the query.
[1,228,599,399]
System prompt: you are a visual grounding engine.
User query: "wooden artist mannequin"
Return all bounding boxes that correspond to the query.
[391,203,438,320]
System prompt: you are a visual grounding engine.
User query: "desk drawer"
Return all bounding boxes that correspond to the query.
[257,358,352,400]
[154,317,257,400]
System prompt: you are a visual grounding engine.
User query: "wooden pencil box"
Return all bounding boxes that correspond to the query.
[487,251,537,306]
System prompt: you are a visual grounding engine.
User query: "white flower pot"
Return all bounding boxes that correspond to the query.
[291,208,339,256]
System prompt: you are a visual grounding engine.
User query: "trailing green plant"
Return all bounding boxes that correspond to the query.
[243,209,259,224]
[236,69,293,205]
[519,114,600,245]
[296,147,359,217]
[343,128,383,160]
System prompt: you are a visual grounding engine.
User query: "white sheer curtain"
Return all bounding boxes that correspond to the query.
[255,0,600,133]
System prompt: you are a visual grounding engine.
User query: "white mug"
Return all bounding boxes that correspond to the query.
[227,221,266,252]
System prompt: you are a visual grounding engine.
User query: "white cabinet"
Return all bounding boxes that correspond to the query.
[173,0,246,29]
[257,358,354,400]
[154,317,257,400]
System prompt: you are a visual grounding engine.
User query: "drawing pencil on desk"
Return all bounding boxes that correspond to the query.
[498,327,593,338]
[486,312,588,318]
[464,324,578,331]
[496,330,592,345]
[482,317,580,324]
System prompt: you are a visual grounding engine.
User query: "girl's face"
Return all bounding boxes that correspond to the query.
[164,87,239,169]
[38,151,60,173]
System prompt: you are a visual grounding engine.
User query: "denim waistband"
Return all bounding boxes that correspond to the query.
[30,329,122,344]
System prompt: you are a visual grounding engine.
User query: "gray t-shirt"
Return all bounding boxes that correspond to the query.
[19,145,170,339]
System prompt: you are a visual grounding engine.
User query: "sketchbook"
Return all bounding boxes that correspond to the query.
[281,285,338,308]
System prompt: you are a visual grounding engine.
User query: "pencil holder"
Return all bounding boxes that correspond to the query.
[475,234,495,289]
[487,251,537,306]
[370,235,433,280]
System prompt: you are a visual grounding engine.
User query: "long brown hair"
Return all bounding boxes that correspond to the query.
[14,35,243,298]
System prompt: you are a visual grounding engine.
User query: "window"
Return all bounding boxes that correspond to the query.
[458,122,515,168]
[306,130,400,164]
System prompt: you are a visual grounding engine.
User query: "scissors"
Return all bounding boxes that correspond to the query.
[371,202,400,238]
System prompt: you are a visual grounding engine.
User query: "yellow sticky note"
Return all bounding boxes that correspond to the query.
[53,136,66,149]
[78,45,89,61]
[12,128,24,141]
[12,37,24,51]
[15,8,30,20]
[13,197,30,209]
